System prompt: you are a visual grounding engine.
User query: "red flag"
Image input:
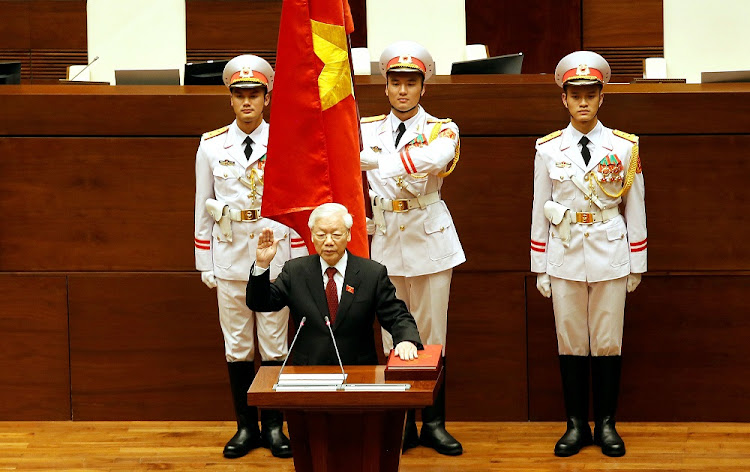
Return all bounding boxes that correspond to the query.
[263,0,367,257]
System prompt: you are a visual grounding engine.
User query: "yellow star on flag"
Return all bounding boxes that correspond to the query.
[311,19,353,111]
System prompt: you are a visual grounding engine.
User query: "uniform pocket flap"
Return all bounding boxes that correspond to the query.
[424,213,452,234]
[606,224,626,241]
[212,166,236,179]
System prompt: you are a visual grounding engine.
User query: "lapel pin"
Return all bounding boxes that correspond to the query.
[346,285,355,294]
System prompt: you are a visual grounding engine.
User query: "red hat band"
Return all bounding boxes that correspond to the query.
[230,69,268,86]
[562,66,603,84]
[386,55,426,74]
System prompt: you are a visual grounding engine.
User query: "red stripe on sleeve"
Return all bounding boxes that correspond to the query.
[405,149,418,173]
[399,151,411,174]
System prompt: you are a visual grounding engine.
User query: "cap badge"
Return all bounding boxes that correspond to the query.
[399,55,413,64]
[576,64,591,76]
[239,67,253,78]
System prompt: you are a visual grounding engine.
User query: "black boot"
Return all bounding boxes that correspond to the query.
[554,355,593,457]
[419,358,463,456]
[402,409,419,452]
[223,361,261,459]
[259,361,293,458]
[592,355,626,457]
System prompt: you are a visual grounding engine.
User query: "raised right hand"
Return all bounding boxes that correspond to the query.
[256,227,280,269]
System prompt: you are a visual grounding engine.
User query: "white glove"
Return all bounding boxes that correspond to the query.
[626,273,642,293]
[536,273,551,298]
[360,149,379,171]
[201,270,217,289]
[365,217,376,236]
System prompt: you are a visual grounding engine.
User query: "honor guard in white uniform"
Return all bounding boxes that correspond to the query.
[360,41,465,456]
[530,51,647,458]
[194,54,307,460]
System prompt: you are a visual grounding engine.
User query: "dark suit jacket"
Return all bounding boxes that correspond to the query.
[246,252,422,366]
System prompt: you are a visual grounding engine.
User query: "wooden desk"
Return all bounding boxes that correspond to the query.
[249,365,441,472]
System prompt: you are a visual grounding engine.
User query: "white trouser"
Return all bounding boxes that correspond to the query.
[381,269,453,356]
[550,276,627,356]
[216,278,289,362]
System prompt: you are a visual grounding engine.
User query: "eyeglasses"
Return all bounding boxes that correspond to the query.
[313,231,348,242]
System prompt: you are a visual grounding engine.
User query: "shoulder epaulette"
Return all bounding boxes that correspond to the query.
[537,130,563,145]
[613,129,639,143]
[360,114,386,123]
[427,118,452,124]
[202,126,229,141]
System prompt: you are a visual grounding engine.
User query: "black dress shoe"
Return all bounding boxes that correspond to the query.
[554,417,593,457]
[402,410,419,452]
[420,422,463,456]
[594,416,625,457]
[223,425,261,458]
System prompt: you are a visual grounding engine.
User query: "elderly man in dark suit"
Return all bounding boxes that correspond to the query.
[247,203,422,365]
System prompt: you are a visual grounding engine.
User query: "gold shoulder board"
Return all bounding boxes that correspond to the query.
[360,114,386,123]
[427,118,452,124]
[202,126,229,141]
[536,130,563,145]
[613,129,639,143]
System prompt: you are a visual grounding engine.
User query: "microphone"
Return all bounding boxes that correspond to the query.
[275,316,306,384]
[324,316,347,384]
[70,56,100,81]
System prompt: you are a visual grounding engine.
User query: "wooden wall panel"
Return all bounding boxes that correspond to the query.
[29,1,87,49]
[641,135,750,271]
[3,82,750,138]
[465,0,581,74]
[0,1,31,49]
[583,0,663,48]
[528,275,750,421]
[1,134,747,273]
[0,275,70,420]
[0,138,197,272]
[186,0,282,51]
[447,273,528,421]
[69,274,232,420]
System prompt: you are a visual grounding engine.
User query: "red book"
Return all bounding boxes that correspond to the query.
[385,344,443,381]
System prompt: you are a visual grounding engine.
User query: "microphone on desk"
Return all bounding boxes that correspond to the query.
[70,56,100,81]
[275,316,306,384]
[324,316,347,384]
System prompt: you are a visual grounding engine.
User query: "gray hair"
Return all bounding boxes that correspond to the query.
[308,203,353,231]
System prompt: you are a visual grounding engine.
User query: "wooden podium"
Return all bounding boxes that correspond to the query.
[248,365,442,472]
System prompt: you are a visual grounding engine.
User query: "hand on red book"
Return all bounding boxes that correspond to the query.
[394,341,419,361]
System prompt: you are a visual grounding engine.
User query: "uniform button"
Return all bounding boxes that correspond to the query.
[399,225,405,231]
[620,233,624,238]
[224,173,228,178]
[584,232,590,238]
[250,233,255,239]
[440,226,445,232]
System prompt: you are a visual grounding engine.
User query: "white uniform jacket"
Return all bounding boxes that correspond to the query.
[194,120,307,281]
[362,106,465,277]
[530,122,647,282]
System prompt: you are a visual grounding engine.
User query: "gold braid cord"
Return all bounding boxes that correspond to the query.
[594,142,639,198]
[428,122,461,178]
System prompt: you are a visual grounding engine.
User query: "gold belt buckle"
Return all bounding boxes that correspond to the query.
[576,212,594,224]
[241,209,260,221]
[391,199,409,212]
